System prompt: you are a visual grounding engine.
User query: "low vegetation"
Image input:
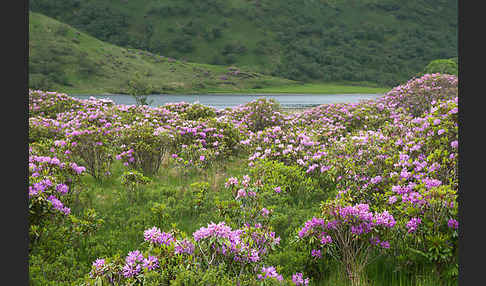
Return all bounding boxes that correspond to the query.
[29,73,458,285]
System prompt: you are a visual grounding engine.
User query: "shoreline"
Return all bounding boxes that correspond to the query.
[52,82,390,97]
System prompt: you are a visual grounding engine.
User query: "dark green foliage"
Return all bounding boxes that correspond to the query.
[171,35,194,53]
[29,0,457,87]
[29,73,54,91]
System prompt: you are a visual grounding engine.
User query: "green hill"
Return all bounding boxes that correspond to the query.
[29,0,457,86]
[28,12,296,94]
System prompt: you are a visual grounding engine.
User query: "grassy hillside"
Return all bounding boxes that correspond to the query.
[30,0,457,86]
[28,12,296,95]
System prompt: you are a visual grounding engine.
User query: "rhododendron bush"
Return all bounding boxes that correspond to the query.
[28,73,459,285]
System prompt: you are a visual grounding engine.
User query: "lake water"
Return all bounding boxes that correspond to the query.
[70,93,383,109]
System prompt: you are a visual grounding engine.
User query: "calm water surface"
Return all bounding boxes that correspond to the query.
[70,93,383,109]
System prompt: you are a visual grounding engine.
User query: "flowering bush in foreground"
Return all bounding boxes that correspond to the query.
[28,148,86,245]
[297,202,396,286]
[85,222,283,285]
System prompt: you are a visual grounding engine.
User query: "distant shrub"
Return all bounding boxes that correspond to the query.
[181,103,217,121]
[380,73,458,117]
[171,35,194,53]
[65,127,117,181]
[226,98,284,133]
[29,89,82,119]
[29,117,64,143]
[117,122,178,176]
[127,72,154,105]
[422,58,458,76]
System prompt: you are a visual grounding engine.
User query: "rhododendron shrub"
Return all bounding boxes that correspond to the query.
[193,222,280,277]
[85,223,282,285]
[297,202,396,286]
[204,118,242,157]
[117,122,178,176]
[170,118,241,170]
[28,148,86,245]
[86,227,195,285]
[223,98,285,133]
[391,184,458,279]
[63,127,117,181]
[379,73,458,117]
[169,102,217,121]
[378,97,459,279]
[29,116,66,143]
[310,129,397,207]
[29,90,83,119]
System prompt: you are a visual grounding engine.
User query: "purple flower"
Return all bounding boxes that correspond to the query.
[451,140,458,148]
[400,169,412,180]
[320,233,332,244]
[373,210,396,227]
[258,266,283,281]
[89,258,106,278]
[292,272,310,285]
[447,218,459,230]
[422,178,442,189]
[142,256,159,271]
[174,239,195,255]
[236,189,247,199]
[144,226,163,244]
[225,177,238,188]
[311,249,321,258]
[261,208,270,217]
[380,241,390,249]
[193,222,239,242]
[406,218,422,233]
[370,176,382,184]
[56,184,69,195]
[125,250,144,265]
[47,195,67,214]
[122,263,141,278]
[274,186,281,193]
